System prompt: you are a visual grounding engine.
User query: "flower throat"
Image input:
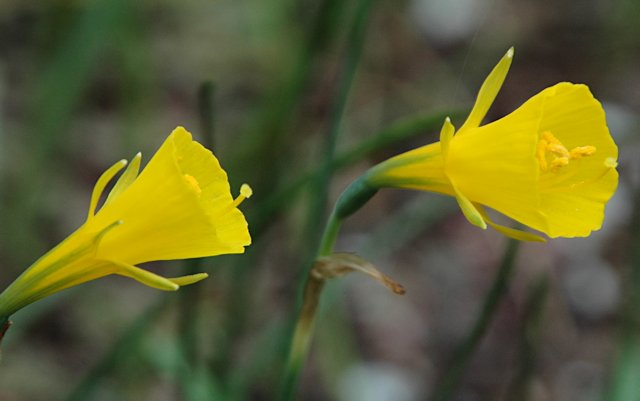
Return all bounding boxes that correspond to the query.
[536,131,596,172]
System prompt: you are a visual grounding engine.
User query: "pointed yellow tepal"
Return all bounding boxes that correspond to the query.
[458,47,514,134]
[0,127,251,318]
[365,48,618,240]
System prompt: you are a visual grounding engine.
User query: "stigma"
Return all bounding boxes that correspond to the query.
[231,184,253,208]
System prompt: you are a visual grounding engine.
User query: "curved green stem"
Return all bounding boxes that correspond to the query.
[279,272,328,401]
[279,206,342,401]
[433,239,520,401]
[279,176,376,401]
[317,211,343,258]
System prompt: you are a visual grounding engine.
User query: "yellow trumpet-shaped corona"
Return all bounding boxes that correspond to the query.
[0,127,251,318]
[366,48,618,240]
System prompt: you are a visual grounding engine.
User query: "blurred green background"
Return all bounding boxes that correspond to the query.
[0,0,638,400]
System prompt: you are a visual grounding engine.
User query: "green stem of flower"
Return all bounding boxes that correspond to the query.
[279,177,376,401]
[505,275,549,401]
[318,178,378,257]
[605,187,640,401]
[317,210,343,258]
[177,82,216,384]
[433,239,520,401]
[64,299,168,401]
[280,272,327,401]
[279,209,341,401]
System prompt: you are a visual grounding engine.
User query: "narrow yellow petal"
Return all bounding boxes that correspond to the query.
[439,117,455,161]
[458,47,514,135]
[168,273,209,286]
[475,204,546,242]
[110,260,179,291]
[87,159,127,220]
[453,186,487,229]
[21,219,122,283]
[105,152,141,205]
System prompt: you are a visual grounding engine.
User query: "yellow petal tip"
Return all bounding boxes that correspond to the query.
[170,272,209,286]
[506,47,514,58]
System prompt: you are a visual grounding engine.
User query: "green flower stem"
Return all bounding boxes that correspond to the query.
[433,239,520,401]
[279,177,376,401]
[319,178,378,257]
[177,81,216,379]
[65,299,168,401]
[279,219,338,401]
[302,0,377,259]
[505,275,549,401]
[280,273,327,401]
[280,0,376,398]
[605,187,640,401]
[317,210,343,258]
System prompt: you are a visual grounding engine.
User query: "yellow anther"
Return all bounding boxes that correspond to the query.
[183,174,202,195]
[570,146,596,159]
[231,183,253,208]
[550,157,569,171]
[542,131,562,146]
[548,143,570,158]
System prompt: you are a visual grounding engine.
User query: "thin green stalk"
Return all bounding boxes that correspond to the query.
[178,257,205,390]
[303,0,377,257]
[232,0,349,193]
[212,112,450,397]
[605,187,640,401]
[177,82,216,398]
[433,239,520,401]
[279,210,341,401]
[279,175,376,401]
[279,2,378,397]
[505,275,549,401]
[317,210,342,257]
[279,181,378,401]
[211,112,451,391]
[197,82,217,145]
[208,0,350,391]
[208,250,256,393]
[6,0,132,266]
[65,299,168,401]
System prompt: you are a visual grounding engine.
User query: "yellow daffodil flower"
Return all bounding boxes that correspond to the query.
[0,127,251,318]
[365,48,618,240]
